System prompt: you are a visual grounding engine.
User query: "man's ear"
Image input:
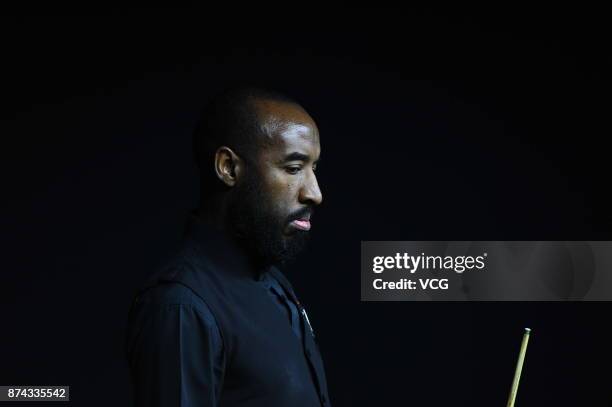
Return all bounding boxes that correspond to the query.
[214,146,244,187]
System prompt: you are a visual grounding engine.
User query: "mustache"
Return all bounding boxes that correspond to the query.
[287,207,314,223]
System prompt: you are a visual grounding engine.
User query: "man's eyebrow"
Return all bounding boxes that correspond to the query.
[283,152,310,162]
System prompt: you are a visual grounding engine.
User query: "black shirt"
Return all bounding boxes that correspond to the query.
[126,217,329,407]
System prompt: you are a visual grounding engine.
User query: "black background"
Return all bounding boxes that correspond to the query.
[2,6,611,406]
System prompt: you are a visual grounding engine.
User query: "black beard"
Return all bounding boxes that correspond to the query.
[227,173,311,268]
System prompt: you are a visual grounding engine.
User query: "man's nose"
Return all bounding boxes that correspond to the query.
[299,172,323,206]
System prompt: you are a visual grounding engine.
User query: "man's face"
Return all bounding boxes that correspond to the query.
[229,100,323,267]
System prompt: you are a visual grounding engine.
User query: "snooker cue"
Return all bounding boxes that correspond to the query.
[506,328,531,407]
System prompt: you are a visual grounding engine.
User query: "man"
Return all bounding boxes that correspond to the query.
[126,87,331,407]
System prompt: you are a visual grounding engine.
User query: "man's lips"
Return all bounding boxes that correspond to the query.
[290,219,311,231]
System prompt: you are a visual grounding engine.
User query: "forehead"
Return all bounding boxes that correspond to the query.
[253,99,320,156]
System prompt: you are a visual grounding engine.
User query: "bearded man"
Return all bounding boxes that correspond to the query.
[126,87,331,407]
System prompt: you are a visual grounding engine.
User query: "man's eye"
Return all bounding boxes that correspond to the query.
[286,166,301,175]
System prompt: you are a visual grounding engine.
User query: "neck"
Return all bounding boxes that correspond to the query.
[195,195,276,275]
[196,191,237,231]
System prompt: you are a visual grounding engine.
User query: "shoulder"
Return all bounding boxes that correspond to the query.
[126,281,226,373]
[127,281,224,352]
[142,242,205,287]
[135,241,213,305]
[133,281,217,324]
[136,281,199,306]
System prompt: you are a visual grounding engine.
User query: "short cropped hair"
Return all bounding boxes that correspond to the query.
[193,87,299,193]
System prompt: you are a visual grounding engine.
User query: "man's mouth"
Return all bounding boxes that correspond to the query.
[290,218,311,231]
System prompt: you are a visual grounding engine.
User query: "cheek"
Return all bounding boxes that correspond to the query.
[265,172,300,207]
